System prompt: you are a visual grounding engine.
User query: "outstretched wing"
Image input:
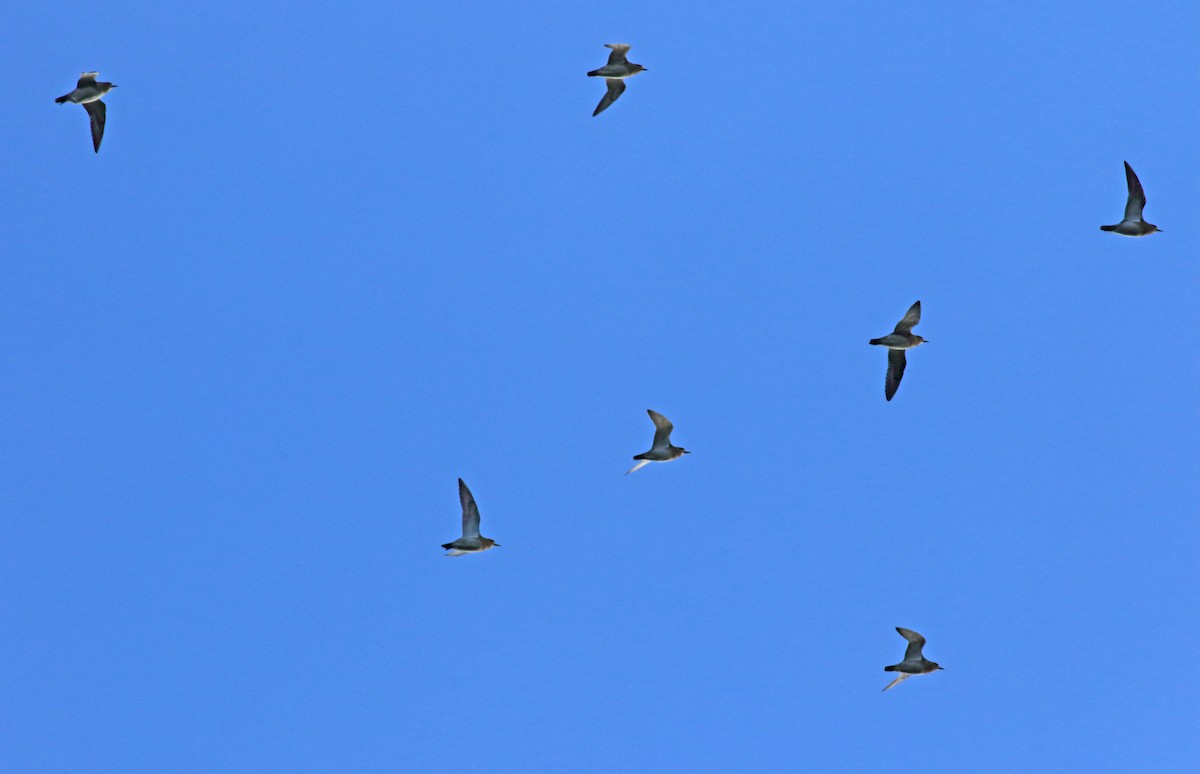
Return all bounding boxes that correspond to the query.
[626,458,651,475]
[593,78,626,116]
[647,409,674,449]
[897,627,926,661]
[1123,161,1146,222]
[882,672,912,692]
[83,100,106,153]
[77,72,99,87]
[605,43,631,65]
[893,301,921,334]
[458,478,481,538]
[885,349,907,401]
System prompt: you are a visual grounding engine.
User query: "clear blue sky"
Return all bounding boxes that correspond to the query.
[3,1,1198,771]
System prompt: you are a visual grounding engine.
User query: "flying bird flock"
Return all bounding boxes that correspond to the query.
[53,38,1166,697]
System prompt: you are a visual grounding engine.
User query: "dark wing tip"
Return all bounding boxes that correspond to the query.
[84,100,106,152]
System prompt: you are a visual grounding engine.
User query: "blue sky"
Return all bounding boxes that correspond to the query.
[3,1,1198,771]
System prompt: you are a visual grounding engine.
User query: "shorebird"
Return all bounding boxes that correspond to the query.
[882,627,943,691]
[869,301,927,401]
[56,72,117,153]
[1101,161,1160,237]
[588,44,646,116]
[441,479,500,556]
[627,409,689,474]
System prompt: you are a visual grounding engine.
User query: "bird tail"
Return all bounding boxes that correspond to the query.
[55,94,70,104]
[587,68,602,77]
[1099,225,1117,232]
[440,542,454,550]
[869,338,883,345]
[884,665,897,672]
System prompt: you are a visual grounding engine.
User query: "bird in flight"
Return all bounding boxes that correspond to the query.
[882,627,943,691]
[441,479,500,556]
[56,72,117,153]
[627,409,689,474]
[588,44,647,117]
[1100,161,1160,237]
[869,301,927,401]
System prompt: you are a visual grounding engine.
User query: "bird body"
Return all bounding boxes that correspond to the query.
[588,44,646,116]
[56,72,114,104]
[1101,161,1159,237]
[627,409,689,474]
[442,479,499,556]
[868,333,923,350]
[587,64,642,79]
[869,301,926,401]
[882,627,943,691]
[56,72,116,153]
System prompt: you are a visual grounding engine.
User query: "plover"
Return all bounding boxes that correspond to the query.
[588,44,646,116]
[56,72,116,153]
[1100,161,1160,237]
[882,627,943,691]
[627,409,689,474]
[441,478,500,556]
[869,301,927,402]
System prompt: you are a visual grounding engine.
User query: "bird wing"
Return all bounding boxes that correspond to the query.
[893,301,921,334]
[1122,161,1146,221]
[882,672,912,692]
[77,72,99,87]
[83,100,106,153]
[647,409,674,449]
[626,458,652,475]
[458,478,481,538]
[897,627,926,661]
[593,78,626,117]
[605,43,631,65]
[885,349,907,401]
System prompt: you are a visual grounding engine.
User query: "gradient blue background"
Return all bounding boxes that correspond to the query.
[3,1,1198,771]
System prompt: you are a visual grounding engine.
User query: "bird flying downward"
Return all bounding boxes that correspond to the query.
[882,627,943,691]
[627,409,689,474]
[1101,161,1160,237]
[56,72,117,153]
[587,43,646,116]
[869,301,927,401]
[441,478,500,556]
